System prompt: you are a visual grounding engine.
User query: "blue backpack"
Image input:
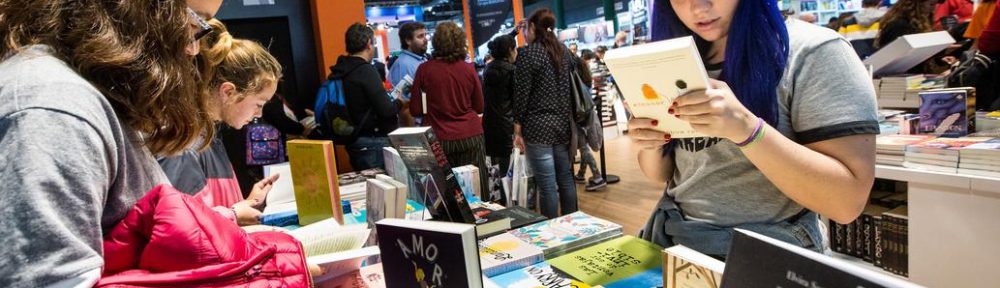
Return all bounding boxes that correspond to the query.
[314,77,370,145]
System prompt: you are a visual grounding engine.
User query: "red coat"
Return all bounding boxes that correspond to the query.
[98,185,312,287]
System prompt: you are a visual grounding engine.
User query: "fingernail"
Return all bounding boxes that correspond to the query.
[664,134,671,140]
[668,108,675,114]
[671,102,677,107]
[651,120,659,126]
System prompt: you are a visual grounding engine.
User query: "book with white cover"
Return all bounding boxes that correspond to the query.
[864,31,955,76]
[262,163,295,215]
[603,36,710,138]
[478,233,544,277]
[663,244,725,288]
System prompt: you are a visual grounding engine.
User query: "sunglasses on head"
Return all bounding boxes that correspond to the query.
[187,7,213,41]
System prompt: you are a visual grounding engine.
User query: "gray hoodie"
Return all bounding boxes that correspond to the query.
[854,7,887,28]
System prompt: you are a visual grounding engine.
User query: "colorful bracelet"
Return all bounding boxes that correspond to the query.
[740,123,766,149]
[735,117,764,147]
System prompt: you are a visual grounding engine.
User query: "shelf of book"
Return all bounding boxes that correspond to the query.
[875,164,1000,287]
[830,252,909,281]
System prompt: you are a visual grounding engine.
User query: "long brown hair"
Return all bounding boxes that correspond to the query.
[0,0,214,156]
[199,19,282,102]
[878,0,934,41]
[528,8,565,73]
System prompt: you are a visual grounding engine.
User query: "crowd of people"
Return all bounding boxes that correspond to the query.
[9,0,1000,285]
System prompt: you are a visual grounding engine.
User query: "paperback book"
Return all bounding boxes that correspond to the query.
[918,88,975,137]
[507,211,623,258]
[603,36,711,138]
[478,232,544,277]
[488,263,591,288]
[287,140,344,225]
[548,235,663,285]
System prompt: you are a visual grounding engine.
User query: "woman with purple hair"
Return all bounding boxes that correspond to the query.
[631,0,879,258]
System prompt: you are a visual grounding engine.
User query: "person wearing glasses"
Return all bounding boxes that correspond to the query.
[0,0,226,286]
[158,19,283,227]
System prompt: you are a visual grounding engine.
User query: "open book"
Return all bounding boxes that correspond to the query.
[287,218,370,257]
[603,36,710,138]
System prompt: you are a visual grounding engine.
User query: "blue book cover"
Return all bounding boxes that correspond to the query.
[489,263,592,288]
[603,268,663,288]
[919,89,974,137]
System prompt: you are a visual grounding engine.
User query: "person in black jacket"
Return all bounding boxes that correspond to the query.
[483,35,517,181]
[328,23,403,171]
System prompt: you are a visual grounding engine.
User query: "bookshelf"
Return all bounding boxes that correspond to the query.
[871,164,1000,287]
[830,251,910,281]
[788,0,863,25]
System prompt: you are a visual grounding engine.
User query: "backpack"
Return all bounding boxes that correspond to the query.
[947,51,1000,110]
[314,73,371,145]
[245,119,285,166]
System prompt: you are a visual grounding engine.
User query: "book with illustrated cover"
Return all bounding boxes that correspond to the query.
[471,207,512,239]
[507,211,623,258]
[663,244,724,288]
[876,135,936,153]
[720,229,921,288]
[388,127,476,223]
[918,88,975,137]
[287,140,343,225]
[548,235,663,285]
[603,36,710,138]
[478,232,544,277]
[375,218,482,288]
[488,263,592,288]
[453,165,481,200]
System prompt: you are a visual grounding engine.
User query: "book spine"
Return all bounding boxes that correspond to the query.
[887,214,900,276]
[862,213,874,263]
[829,219,844,254]
[901,217,909,277]
[873,215,885,269]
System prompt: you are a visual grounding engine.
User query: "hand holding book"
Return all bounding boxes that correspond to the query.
[670,79,759,143]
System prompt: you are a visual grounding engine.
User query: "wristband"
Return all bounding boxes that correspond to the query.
[735,117,764,148]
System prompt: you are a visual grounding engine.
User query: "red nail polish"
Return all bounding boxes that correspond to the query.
[651,120,659,126]
[668,108,675,114]
[664,134,671,140]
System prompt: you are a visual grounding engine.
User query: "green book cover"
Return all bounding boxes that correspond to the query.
[547,235,663,285]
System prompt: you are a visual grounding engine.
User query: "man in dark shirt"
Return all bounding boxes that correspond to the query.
[327,23,403,171]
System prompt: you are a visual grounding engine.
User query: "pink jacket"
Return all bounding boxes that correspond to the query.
[98,185,311,287]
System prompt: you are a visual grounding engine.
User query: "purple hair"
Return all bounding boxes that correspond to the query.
[651,0,788,127]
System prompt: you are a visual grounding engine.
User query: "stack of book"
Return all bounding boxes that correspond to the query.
[507,211,623,258]
[903,137,992,173]
[958,138,1000,177]
[453,165,482,200]
[877,74,925,108]
[478,233,544,277]
[875,135,935,166]
[917,88,976,137]
[882,206,909,277]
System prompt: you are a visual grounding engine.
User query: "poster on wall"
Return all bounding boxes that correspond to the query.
[469,0,514,56]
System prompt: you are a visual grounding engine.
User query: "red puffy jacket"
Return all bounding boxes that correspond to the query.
[98,185,312,287]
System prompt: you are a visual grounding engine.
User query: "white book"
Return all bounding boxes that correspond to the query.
[262,162,294,215]
[864,31,955,76]
[288,218,370,257]
[604,36,710,138]
[479,233,544,277]
[903,161,959,173]
[958,168,1000,178]
[957,163,1000,172]
[376,174,409,219]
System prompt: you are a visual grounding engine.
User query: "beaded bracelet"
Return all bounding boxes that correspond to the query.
[735,117,764,147]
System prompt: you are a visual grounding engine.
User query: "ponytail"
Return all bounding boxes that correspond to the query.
[528,8,565,73]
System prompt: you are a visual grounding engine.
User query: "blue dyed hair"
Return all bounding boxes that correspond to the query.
[651,0,789,127]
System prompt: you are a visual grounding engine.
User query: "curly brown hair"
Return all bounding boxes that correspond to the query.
[431,22,467,62]
[878,0,935,41]
[0,0,214,156]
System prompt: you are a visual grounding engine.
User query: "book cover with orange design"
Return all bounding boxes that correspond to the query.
[603,36,710,138]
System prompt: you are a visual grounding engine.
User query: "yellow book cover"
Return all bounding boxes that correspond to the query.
[287,139,343,225]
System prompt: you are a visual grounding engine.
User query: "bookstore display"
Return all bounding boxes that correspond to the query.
[246,125,930,288]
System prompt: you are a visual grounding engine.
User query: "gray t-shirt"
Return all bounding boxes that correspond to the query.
[663,19,880,226]
[0,46,167,287]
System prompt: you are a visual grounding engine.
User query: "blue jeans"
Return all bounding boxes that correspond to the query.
[525,142,578,218]
[347,136,390,171]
